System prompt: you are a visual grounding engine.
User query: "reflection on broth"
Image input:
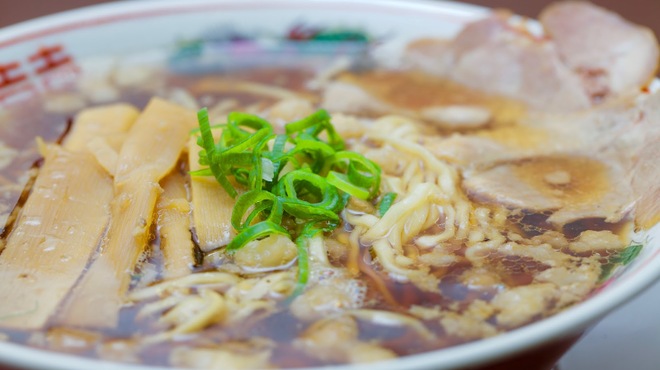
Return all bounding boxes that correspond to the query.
[0,1,658,368]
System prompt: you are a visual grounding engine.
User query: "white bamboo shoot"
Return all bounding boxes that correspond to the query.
[0,103,139,329]
[158,170,195,279]
[0,146,113,329]
[86,137,119,176]
[58,98,196,328]
[64,104,138,152]
[188,131,235,251]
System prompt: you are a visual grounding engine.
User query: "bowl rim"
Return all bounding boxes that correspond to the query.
[0,0,486,47]
[1,1,659,370]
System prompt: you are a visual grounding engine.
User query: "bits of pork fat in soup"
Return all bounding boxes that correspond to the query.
[0,1,658,369]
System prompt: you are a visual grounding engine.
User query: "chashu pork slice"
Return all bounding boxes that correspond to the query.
[321,70,526,130]
[404,14,591,112]
[428,87,660,170]
[540,1,659,101]
[631,142,660,230]
[404,2,659,112]
[628,92,660,229]
[463,155,634,226]
[426,124,555,168]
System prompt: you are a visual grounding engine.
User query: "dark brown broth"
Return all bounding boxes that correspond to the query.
[0,62,635,368]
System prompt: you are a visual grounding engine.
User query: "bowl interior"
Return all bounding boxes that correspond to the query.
[0,1,659,370]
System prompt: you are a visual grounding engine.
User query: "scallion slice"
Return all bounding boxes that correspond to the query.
[193,108,385,294]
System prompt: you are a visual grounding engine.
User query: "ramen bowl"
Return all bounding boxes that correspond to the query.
[0,1,659,370]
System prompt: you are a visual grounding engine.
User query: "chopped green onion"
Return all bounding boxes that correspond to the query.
[289,133,336,172]
[227,112,272,139]
[323,151,381,199]
[291,224,324,297]
[326,171,370,200]
[274,169,342,222]
[378,192,397,216]
[266,134,288,183]
[598,243,643,281]
[225,221,289,253]
[197,108,216,157]
[196,108,237,197]
[292,236,310,297]
[285,109,344,151]
[231,190,283,231]
[261,158,275,181]
[617,244,643,265]
[193,108,385,294]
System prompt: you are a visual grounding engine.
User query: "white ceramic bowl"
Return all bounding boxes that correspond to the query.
[0,1,659,369]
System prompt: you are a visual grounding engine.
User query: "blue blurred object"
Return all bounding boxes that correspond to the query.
[168,23,374,74]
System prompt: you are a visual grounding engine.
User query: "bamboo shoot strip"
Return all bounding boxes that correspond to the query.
[63,104,139,152]
[58,98,197,328]
[188,130,236,252]
[158,169,195,279]
[0,146,114,329]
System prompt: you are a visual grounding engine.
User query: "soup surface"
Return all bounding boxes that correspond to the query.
[0,1,657,369]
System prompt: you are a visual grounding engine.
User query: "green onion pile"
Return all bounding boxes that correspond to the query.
[193,108,391,294]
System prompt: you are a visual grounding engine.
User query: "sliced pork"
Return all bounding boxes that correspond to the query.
[540,1,659,101]
[321,69,526,129]
[404,15,590,112]
[403,2,659,112]
[629,93,660,228]
[463,155,634,226]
